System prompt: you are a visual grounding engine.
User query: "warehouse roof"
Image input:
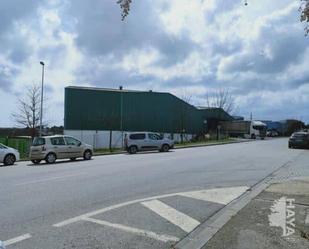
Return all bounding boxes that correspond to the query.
[66,86,167,94]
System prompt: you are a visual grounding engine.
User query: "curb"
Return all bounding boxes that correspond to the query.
[173,181,269,249]
[174,139,252,150]
[173,158,294,249]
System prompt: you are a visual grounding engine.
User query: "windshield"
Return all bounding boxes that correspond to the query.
[292,133,307,138]
[0,143,8,149]
[252,125,266,131]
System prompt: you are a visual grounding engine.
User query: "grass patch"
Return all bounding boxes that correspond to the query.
[94,148,124,155]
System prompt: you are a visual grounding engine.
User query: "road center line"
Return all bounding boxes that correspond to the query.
[305,210,309,224]
[3,233,32,246]
[15,173,86,186]
[141,200,200,233]
[83,217,179,242]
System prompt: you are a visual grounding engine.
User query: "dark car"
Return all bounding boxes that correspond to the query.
[288,132,309,149]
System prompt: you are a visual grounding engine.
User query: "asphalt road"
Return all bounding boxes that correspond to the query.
[0,138,305,249]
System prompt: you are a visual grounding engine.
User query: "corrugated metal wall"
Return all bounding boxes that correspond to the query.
[64,87,232,134]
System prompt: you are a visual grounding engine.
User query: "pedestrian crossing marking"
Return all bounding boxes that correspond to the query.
[141,200,200,233]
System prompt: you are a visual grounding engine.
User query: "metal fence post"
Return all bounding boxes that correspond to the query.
[109,130,112,152]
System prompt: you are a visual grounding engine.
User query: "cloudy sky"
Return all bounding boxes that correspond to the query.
[0,0,308,127]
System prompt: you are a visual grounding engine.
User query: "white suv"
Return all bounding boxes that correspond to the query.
[124,132,174,154]
[29,135,93,164]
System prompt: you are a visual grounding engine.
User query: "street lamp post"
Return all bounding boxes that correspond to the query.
[39,61,45,137]
[119,86,124,148]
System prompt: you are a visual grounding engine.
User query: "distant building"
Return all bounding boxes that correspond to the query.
[64,86,233,148]
[232,116,244,121]
[262,119,305,135]
[262,121,284,133]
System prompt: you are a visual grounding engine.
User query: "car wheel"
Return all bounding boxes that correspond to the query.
[45,153,57,164]
[4,154,16,166]
[70,158,77,161]
[129,146,137,154]
[251,134,256,139]
[83,150,92,160]
[161,144,170,152]
[31,159,41,164]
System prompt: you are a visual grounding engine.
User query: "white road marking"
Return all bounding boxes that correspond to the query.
[53,192,184,227]
[178,186,249,205]
[83,217,179,242]
[53,186,248,227]
[141,200,200,233]
[15,173,86,186]
[306,210,309,224]
[3,234,32,246]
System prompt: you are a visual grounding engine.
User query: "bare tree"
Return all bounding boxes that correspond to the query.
[117,0,309,35]
[300,0,309,35]
[117,0,132,21]
[12,85,41,137]
[206,89,237,114]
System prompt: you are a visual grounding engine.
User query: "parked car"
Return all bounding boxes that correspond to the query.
[0,143,20,166]
[124,132,174,154]
[29,135,93,164]
[288,132,309,149]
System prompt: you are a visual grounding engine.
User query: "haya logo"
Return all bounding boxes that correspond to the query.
[268,197,295,237]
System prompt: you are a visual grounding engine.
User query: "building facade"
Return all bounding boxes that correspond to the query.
[64,86,233,148]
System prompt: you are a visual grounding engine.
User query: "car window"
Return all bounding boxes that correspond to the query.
[129,133,146,140]
[293,133,306,138]
[50,137,66,146]
[148,133,160,140]
[0,144,6,149]
[32,137,46,146]
[65,137,81,146]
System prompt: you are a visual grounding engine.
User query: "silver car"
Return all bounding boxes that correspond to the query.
[0,143,20,166]
[124,132,174,154]
[29,135,93,164]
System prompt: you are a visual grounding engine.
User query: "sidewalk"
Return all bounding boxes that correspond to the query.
[202,152,309,249]
[203,178,309,249]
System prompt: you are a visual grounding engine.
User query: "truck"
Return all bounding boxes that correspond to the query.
[219,120,267,139]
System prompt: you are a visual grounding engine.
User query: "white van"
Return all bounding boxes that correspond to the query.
[124,132,174,154]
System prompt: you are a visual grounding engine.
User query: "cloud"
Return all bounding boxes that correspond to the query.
[0,57,20,91]
[0,0,41,34]
[219,5,306,76]
[0,0,309,127]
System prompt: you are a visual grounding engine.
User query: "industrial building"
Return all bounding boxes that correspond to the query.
[64,86,233,148]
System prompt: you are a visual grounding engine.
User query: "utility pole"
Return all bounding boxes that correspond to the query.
[39,61,45,137]
[119,86,123,148]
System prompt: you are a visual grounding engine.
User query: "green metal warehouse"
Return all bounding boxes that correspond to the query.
[64,86,233,148]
